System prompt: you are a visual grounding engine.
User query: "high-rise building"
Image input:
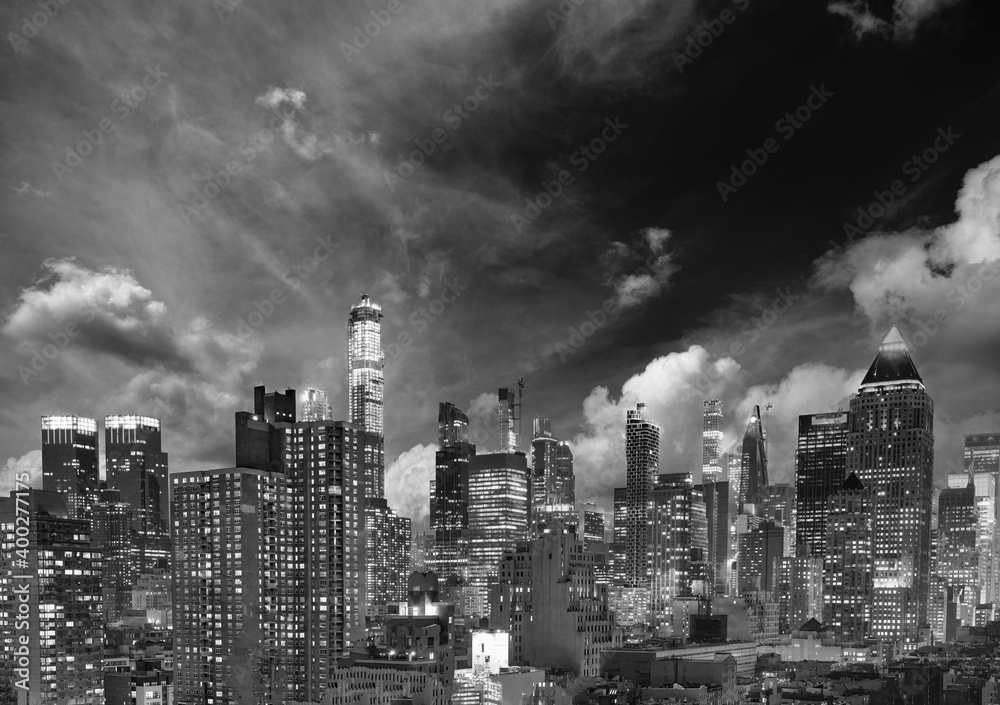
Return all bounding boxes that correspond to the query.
[795,411,850,558]
[348,294,385,437]
[431,402,476,582]
[91,487,133,622]
[961,433,1000,603]
[787,553,825,631]
[965,433,1000,474]
[760,484,795,558]
[847,327,934,648]
[105,414,170,572]
[738,406,768,512]
[938,481,979,608]
[650,473,708,626]
[173,388,371,705]
[40,414,99,520]
[700,480,731,595]
[0,489,104,705]
[737,520,784,594]
[490,523,621,676]
[528,418,574,530]
[702,400,724,483]
[498,387,519,453]
[611,487,627,585]
[254,386,295,424]
[300,387,332,422]
[366,497,413,606]
[577,502,609,551]
[467,452,529,617]
[823,472,873,642]
[625,402,660,587]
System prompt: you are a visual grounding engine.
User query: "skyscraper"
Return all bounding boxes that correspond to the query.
[700,480,731,595]
[0,490,104,705]
[795,411,849,558]
[824,472,873,642]
[365,497,413,606]
[40,414,99,520]
[738,406,767,512]
[611,487,627,585]
[498,387,520,453]
[938,481,979,608]
[348,294,385,437]
[702,400,724,483]
[300,387,332,421]
[431,402,476,582]
[760,483,795,558]
[91,487,133,622]
[625,402,660,587]
[650,472,708,625]
[847,327,934,647]
[965,433,1000,474]
[962,433,1000,603]
[105,414,170,571]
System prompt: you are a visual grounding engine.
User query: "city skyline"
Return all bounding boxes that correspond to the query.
[2,1,999,537]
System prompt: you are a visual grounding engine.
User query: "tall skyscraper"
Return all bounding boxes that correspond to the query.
[91,487,133,623]
[938,481,979,608]
[700,480,731,595]
[498,386,520,453]
[0,490,104,705]
[529,417,574,529]
[847,327,934,647]
[823,472,873,642]
[625,402,660,587]
[650,472,708,625]
[105,414,170,571]
[348,294,385,437]
[965,433,1000,474]
[175,388,372,705]
[40,414,99,520]
[737,519,784,594]
[962,433,1000,603]
[760,483,796,558]
[795,411,850,558]
[300,387,332,422]
[702,400,724,483]
[611,487,628,585]
[467,452,529,616]
[431,402,476,581]
[738,406,768,512]
[364,497,413,606]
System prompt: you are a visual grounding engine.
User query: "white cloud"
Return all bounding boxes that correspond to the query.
[385,443,437,527]
[827,1,890,38]
[603,227,678,310]
[0,450,42,496]
[11,181,51,197]
[828,0,964,39]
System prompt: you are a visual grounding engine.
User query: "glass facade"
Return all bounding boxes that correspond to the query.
[40,414,99,521]
[348,294,384,438]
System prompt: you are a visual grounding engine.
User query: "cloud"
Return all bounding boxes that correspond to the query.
[603,227,678,310]
[385,443,437,528]
[828,0,964,39]
[0,450,42,496]
[10,181,51,198]
[827,1,891,38]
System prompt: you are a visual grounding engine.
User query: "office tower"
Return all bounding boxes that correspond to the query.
[348,294,385,437]
[611,487,627,585]
[552,443,575,505]
[738,406,768,512]
[366,497,413,605]
[577,502,609,551]
[300,387,332,422]
[737,520,784,594]
[625,402,660,587]
[965,433,1000,474]
[431,402,476,581]
[760,484,796,558]
[823,473,873,642]
[938,481,979,608]
[788,553,825,630]
[702,400,724,483]
[40,414,99,520]
[174,388,372,705]
[726,451,741,594]
[650,473,708,625]
[467,452,529,617]
[490,523,620,676]
[847,327,934,647]
[92,487,133,622]
[530,417,557,526]
[498,387,520,453]
[701,481,731,595]
[961,433,1000,603]
[105,414,170,572]
[795,411,850,558]
[0,490,104,705]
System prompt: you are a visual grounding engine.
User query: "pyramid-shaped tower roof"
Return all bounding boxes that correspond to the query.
[859,326,922,389]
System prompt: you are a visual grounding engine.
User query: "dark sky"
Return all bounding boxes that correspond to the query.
[2,0,999,528]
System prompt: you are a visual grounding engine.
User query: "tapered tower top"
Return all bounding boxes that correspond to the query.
[859,326,923,389]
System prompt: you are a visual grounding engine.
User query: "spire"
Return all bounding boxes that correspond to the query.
[859,326,923,389]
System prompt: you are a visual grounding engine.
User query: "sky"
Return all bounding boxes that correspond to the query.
[1,0,999,531]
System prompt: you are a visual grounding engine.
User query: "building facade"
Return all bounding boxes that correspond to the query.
[625,403,660,587]
[795,411,850,558]
[40,414,99,521]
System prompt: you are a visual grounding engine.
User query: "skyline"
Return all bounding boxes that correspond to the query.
[2,0,1000,534]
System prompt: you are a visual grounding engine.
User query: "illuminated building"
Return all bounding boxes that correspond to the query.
[40,414,99,520]
[823,472,873,642]
[795,411,850,558]
[610,487,627,585]
[938,481,979,609]
[700,480,731,595]
[847,327,934,647]
[300,387,332,422]
[956,433,1000,603]
[431,402,476,583]
[91,487,133,622]
[736,519,784,594]
[348,294,385,437]
[702,400,724,483]
[625,403,660,587]
[528,418,575,531]
[737,406,767,512]
[498,388,519,453]
[0,489,104,705]
[367,497,413,605]
[650,473,708,626]
[760,483,795,558]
